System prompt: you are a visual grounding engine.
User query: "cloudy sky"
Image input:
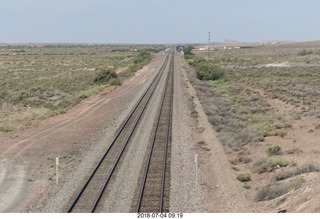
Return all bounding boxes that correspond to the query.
[0,0,319,44]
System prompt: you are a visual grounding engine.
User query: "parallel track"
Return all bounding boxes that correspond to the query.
[67,52,171,213]
[135,54,174,213]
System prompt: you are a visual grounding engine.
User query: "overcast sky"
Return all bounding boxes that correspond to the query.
[0,0,319,44]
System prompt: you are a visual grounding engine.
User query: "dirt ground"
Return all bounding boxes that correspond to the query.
[0,54,163,212]
[251,88,320,212]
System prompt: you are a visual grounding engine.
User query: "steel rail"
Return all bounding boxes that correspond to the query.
[90,54,170,212]
[67,53,170,213]
[160,55,174,212]
[136,53,174,213]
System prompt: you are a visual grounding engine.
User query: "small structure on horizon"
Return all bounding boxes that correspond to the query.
[176,45,185,52]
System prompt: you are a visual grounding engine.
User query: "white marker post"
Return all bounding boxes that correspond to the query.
[56,157,59,185]
[195,154,198,186]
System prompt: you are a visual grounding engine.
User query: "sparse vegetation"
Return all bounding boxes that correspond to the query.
[189,57,224,81]
[0,45,161,134]
[274,163,320,181]
[243,183,251,189]
[255,183,290,201]
[298,49,313,56]
[0,125,12,133]
[290,176,305,190]
[255,159,289,174]
[183,42,320,206]
[120,50,153,79]
[93,69,119,85]
[236,173,251,182]
[285,148,303,154]
[183,45,194,59]
[256,176,306,201]
[266,144,282,156]
[230,155,252,165]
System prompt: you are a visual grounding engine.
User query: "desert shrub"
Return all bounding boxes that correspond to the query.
[183,45,195,59]
[255,176,305,201]
[120,50,153,78]
[274,163,320,181]
[74,93,88,104]
[285,148,302,154]
[298,49,313,56]
[275,129,287,137]
[109,78,121,85]
[290,176,305,190]
[197,64,224,81]
[56,99,72,109]
[256,176,306,202]
[255,159,289,174]
[230,155,252,165]
[94,69,118,84]
[133,51,152,64]
[255,183,290,201]
[266,144,282,155]
[248,122,273,140]
[243,183,251,189]
[0,125,13,133]
[189,57,224,81]
[236,173,251,182]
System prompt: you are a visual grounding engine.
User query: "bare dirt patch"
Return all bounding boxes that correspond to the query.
[264,62,290,67]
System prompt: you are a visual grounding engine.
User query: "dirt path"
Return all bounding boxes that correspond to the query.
[0,54,163,212]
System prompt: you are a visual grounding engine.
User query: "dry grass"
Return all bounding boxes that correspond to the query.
[0,45,163,133]
[273,163,320,181]
[253,158,289,174]
[255,176,305,201]
[184,42,320,204]
[266,144,282,156]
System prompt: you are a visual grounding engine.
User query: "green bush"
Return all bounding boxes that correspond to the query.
[183,45,194,58]
[121,50,153,78]
[189,57,224,81]
[133,51,152,64]
[266,144,282,155]
[94,69,118,84]
[109,78,121,85]
[290,176,305,190]
[256,159,289,174]
[0,125,13,133]
[298,49,313,56]
[236,173,251,182]
[243,183,251,189]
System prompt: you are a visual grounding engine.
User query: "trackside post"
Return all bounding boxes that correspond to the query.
[56,157,59,185]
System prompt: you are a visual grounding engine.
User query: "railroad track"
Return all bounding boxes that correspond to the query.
[67,51,173,213]
[134,53,174,213]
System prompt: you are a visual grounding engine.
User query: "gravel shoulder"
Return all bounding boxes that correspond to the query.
[170,53,208,212]
[172,54,260,212]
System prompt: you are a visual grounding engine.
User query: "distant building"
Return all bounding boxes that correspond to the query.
[176,45,185,52]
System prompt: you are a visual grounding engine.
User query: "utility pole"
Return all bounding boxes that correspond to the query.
[208,32,211,59]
